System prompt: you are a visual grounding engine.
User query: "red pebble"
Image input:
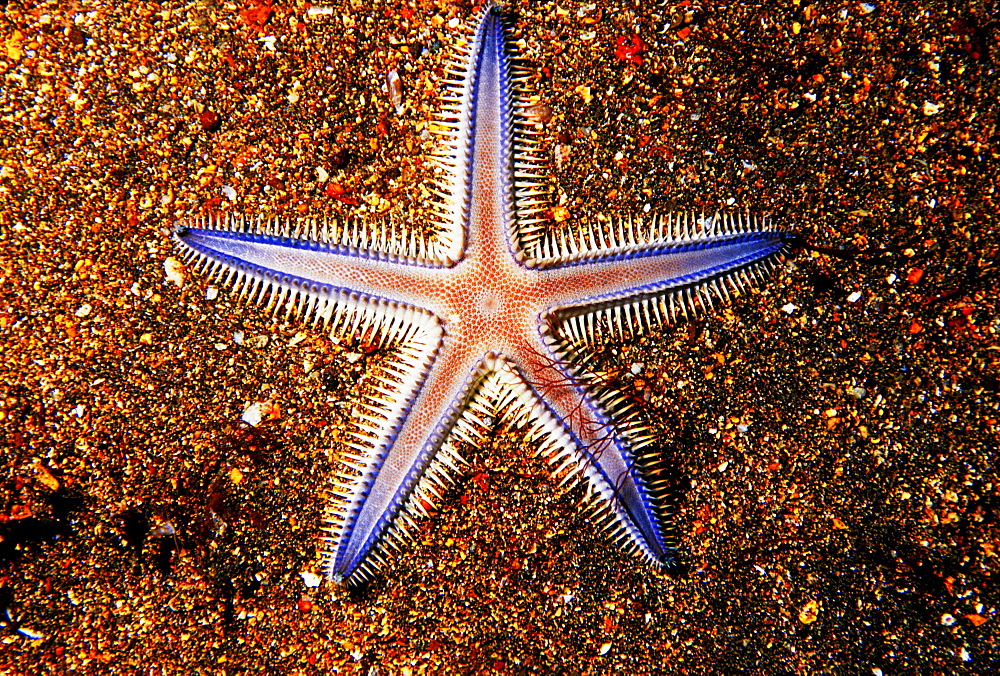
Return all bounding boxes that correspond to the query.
[198,110,220,132]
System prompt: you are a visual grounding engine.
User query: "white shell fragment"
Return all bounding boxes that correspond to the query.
[305,6,335,18]
[386,68,403,114]
[923,100,942,116]
[17,626,46,640]
[300,570,322,588]
[242,402,264,427]
[163,256,185,286]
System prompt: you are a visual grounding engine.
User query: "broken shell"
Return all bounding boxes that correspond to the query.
[386,68,403,114]
[163,257,185,286]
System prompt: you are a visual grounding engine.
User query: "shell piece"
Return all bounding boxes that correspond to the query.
[386,68,403,114]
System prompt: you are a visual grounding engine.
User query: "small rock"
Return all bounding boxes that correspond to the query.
[964,613,988,627]
[150,520,175,537]
[554,143,572,171]
[198,109,221,131]
[922,100,942,116]
[241,401,279,427]
[33,461,60,491]
[300,570,322,588]
[66,26,87,46]
[330,150,350,170]
[164,257,185,287]
[524,104,552,124]
[242,402,264,427]
[799,599,820,624]
[245,334,269,349]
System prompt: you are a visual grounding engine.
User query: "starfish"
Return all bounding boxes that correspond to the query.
[173,5,791,585]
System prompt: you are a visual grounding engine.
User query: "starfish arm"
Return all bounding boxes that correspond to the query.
[534,218,791,341]
[540,228,787,304]
[427,7,514,265]
[326,337,492,583]
[525,207,778,265]
[319,310,445,580]
[177,212,454,266]
[514,334,673,564]
[172,215,473,317]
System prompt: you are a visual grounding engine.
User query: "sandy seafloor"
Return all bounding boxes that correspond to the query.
[1,0,998,673]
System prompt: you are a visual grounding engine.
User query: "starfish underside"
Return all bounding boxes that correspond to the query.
[173,6,791,585]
